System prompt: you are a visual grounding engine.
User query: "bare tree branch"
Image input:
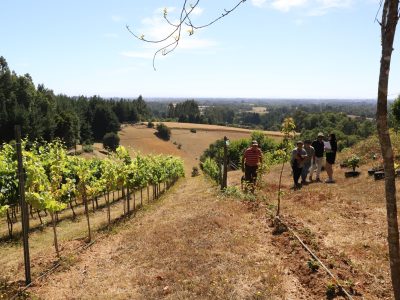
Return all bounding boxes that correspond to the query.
[127,0,247,70]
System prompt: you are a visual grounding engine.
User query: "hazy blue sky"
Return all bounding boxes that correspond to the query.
[1,0,398,99]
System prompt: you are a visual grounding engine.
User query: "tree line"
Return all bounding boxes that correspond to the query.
[0,55,377,151]
[150,99,375,149]
[0,57,150,147]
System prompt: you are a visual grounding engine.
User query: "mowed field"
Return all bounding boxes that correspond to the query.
[119,123,282,175]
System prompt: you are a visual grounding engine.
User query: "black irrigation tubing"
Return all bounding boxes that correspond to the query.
[271,212,354,300]
[10,239,97,300]
[287,226,354,300]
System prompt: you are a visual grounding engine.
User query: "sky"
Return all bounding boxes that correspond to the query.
[1,0,399,100]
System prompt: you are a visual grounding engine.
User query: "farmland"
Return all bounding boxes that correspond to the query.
[1,123,397,299]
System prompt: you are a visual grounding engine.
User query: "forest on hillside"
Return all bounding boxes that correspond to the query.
[0,57,149,147]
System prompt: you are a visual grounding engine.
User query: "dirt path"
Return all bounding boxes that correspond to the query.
[30,176,312,300]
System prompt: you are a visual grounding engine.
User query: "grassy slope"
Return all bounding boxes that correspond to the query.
[229,160,395,299]
[2,126,397,299]
[30,176,311,300]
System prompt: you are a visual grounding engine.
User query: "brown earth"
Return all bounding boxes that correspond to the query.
[229,161,397,299]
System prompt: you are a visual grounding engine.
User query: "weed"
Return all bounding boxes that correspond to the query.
[191,167,200,177]
[307,259,320,272]
[326,282,337,298]
[82,144,93,153]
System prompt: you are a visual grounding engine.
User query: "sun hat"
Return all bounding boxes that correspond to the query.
[317,132,324,137]
[251,140,258,146]
[296,140,304,145]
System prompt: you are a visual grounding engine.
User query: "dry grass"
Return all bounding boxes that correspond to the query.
[150,122,284,138]
[0,189,151,285]
[119,124,276,175]
[29,176,308,300]
[226,159,396,299]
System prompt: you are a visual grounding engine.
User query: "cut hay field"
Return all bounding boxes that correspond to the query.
[119,123,281,175]
[151,122,281,136]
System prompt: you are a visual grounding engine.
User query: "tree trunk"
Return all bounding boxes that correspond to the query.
[91,197,95,212]
[6,209,13,238]
[377,1,400,298]
[133,191,136,212]
[70,202,76,219]
[276,161,286,216]
[127,187,130,214]
[106,191,111,226]
[82,186,92,242]
[12,206,18,223]
[50,212,60,258]
[37,210,43,225]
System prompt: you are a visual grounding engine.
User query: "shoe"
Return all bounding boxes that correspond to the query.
[325,179,335,184]
[315,178,322,182]
[301,181,309,185]
[308,177,313,182]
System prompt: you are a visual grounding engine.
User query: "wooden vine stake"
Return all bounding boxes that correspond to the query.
[15,125,31,285]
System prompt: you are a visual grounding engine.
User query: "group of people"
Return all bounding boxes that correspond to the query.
[291,132,337,189]
[241,132,337,192]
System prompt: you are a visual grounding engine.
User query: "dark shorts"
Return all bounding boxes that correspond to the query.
[326,153,336,164]
[244,165,258,183]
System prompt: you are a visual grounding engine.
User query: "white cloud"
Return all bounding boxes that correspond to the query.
[120,51,154,59]
[309,0,352,16]
[251,0,353,14]
[124,7,217,61]
[251,0,267,7]
[191,7,204,16]
[111,15,124,22]
[104,33,118,39]
[271,0,308,12]
[154,6,176,14]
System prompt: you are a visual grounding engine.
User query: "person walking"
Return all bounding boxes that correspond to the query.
[325,133,337,183]
[241,140,263,192]
[301,140,315,185]
[291,141,307,190]
[310,132,325,182]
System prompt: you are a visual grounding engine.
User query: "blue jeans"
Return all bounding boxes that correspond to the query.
[301,162,312,182]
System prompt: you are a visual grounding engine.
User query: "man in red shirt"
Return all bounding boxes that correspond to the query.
[241,140,263,192]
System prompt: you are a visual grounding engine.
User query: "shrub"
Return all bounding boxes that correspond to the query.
[147,121,154,128]
[82,143,93,153]
[191,166,199,177]
[103,132,120,151]
[346,155,361,171]
[202,158,220,182]
[190,128,197,133]
[156,123,171,141]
